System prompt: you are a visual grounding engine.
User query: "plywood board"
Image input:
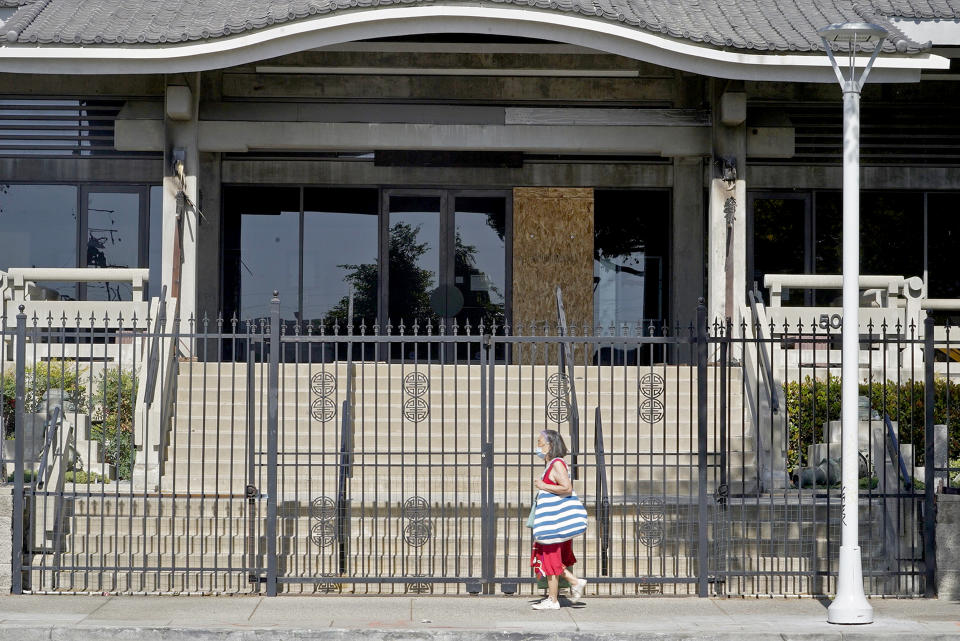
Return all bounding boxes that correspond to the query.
[513,187,594,328]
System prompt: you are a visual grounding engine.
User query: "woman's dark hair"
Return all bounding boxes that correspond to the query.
[540,429,568,461]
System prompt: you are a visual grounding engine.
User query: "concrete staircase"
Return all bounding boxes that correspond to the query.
[29,360,926,596]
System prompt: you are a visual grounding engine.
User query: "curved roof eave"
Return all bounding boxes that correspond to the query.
[0,6,949,81]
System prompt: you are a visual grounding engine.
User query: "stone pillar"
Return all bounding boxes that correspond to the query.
[937,492,960,599]
[0,485,12,593]
[707,85,747,329]
[670,156,704,332]
[708,178,746,328]
[162,76,201,331]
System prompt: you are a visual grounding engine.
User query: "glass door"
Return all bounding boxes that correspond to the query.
[383,190,510,334]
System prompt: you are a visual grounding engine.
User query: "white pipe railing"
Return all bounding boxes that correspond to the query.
[6,268,149,302]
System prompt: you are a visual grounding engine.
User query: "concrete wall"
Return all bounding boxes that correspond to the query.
[937,492,960,600]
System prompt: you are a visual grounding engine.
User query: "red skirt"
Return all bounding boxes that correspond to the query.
[531,540,576,578]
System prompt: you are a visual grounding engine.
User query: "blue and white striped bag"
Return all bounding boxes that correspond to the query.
[531,490,588,544]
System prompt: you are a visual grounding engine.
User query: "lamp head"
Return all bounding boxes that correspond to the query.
[818,22,888,45]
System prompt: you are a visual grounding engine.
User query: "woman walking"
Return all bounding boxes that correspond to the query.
[530,429,588,610]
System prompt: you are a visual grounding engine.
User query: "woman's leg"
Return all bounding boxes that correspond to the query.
[561,567,579,584]
[547,575,560,602]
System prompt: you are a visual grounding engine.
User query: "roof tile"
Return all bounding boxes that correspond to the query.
[2,0,954,53]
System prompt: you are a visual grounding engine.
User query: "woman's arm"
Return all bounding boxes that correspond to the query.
[534,461,573,496]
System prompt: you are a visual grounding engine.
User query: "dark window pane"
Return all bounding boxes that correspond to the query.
[454,196,506,328]
[0,184,78,300]
[222,186,301,321]
[928,193,960,323]
[594,190,670,332]
[302,188,379,325]
[752,197,806,305]
[388,196,440,323]
[816,191,924,305]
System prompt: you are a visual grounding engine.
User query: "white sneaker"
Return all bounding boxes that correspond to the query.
[531,598,560,610]
[570,579,587,600]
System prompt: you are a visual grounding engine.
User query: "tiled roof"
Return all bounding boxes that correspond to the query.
[0,0,954,53]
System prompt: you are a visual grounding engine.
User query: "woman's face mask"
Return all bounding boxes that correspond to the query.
[534,449,546,459]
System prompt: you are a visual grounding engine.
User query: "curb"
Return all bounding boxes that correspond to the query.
[1,627,959,641]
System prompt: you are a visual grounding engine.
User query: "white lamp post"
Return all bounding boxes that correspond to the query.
[818,21,887,626]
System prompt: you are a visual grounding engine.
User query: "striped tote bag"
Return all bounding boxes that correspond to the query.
[531,490,588,544]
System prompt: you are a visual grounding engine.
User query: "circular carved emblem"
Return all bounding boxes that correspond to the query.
[639,373,665,399]
[403,496,430,522]
[546,373,570,398]
[636,520,664,547]
[311,521,337,548]
[311,372,337,397]
[637,496,665,521]
[311,496,337,521]
[311,397,338,422]
[403,372,430,398]
[546,397,569,423]
[403,397,429,423]
[403,521,432,547]
[638,398,664,423]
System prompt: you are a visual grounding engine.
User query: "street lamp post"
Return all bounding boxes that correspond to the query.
[818,21,888,626]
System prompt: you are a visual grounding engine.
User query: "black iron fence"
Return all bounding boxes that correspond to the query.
[1,297,956,597]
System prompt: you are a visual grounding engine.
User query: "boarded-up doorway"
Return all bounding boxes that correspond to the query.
[512,187,594,326]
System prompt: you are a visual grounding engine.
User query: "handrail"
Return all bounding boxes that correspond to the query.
[35,406,62,491]
[883,412,913,491]
[7,267,149,302]
[594,406,611,577]
[143,285,168,406]
[747,289,780,413]
[555,286,580,480]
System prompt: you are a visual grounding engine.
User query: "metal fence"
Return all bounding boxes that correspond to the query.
[1,297,955,597]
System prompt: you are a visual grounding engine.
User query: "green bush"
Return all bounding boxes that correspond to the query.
[91,367,137,480]
[783,375,842,469]
[64,469,109,484]
[784,376,960,469]
[2,361,87,438]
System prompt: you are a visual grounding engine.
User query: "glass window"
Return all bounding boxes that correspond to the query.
[85,191,141,301]
[454,196,506,326]
[222,187,301,321]
[816,191,923,277]
[927,193,960,322]
[751,197,808,305]
[388,195,441,323]
[593,190,669,333]
[0,184,79,299]
[302,188,379,326]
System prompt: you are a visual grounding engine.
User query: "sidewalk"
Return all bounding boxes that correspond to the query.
[0,594,958,640]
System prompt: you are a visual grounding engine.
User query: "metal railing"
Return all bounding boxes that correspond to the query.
[2,295,951,598]
[34,406,62,492]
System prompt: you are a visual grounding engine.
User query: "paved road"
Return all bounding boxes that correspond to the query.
[0,595,958,640]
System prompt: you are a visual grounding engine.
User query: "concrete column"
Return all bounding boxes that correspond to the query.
[162,75,201,329]
[707,84,748,328]
[197,151,221,323]
[671,156,704,331]
[937,492,960,599]
[708,178,746,327]
[0,485,11,593]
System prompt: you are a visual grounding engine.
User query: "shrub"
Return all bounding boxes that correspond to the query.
[783,376,960,469]
[91,367,137,480]
[2,361,87,438]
